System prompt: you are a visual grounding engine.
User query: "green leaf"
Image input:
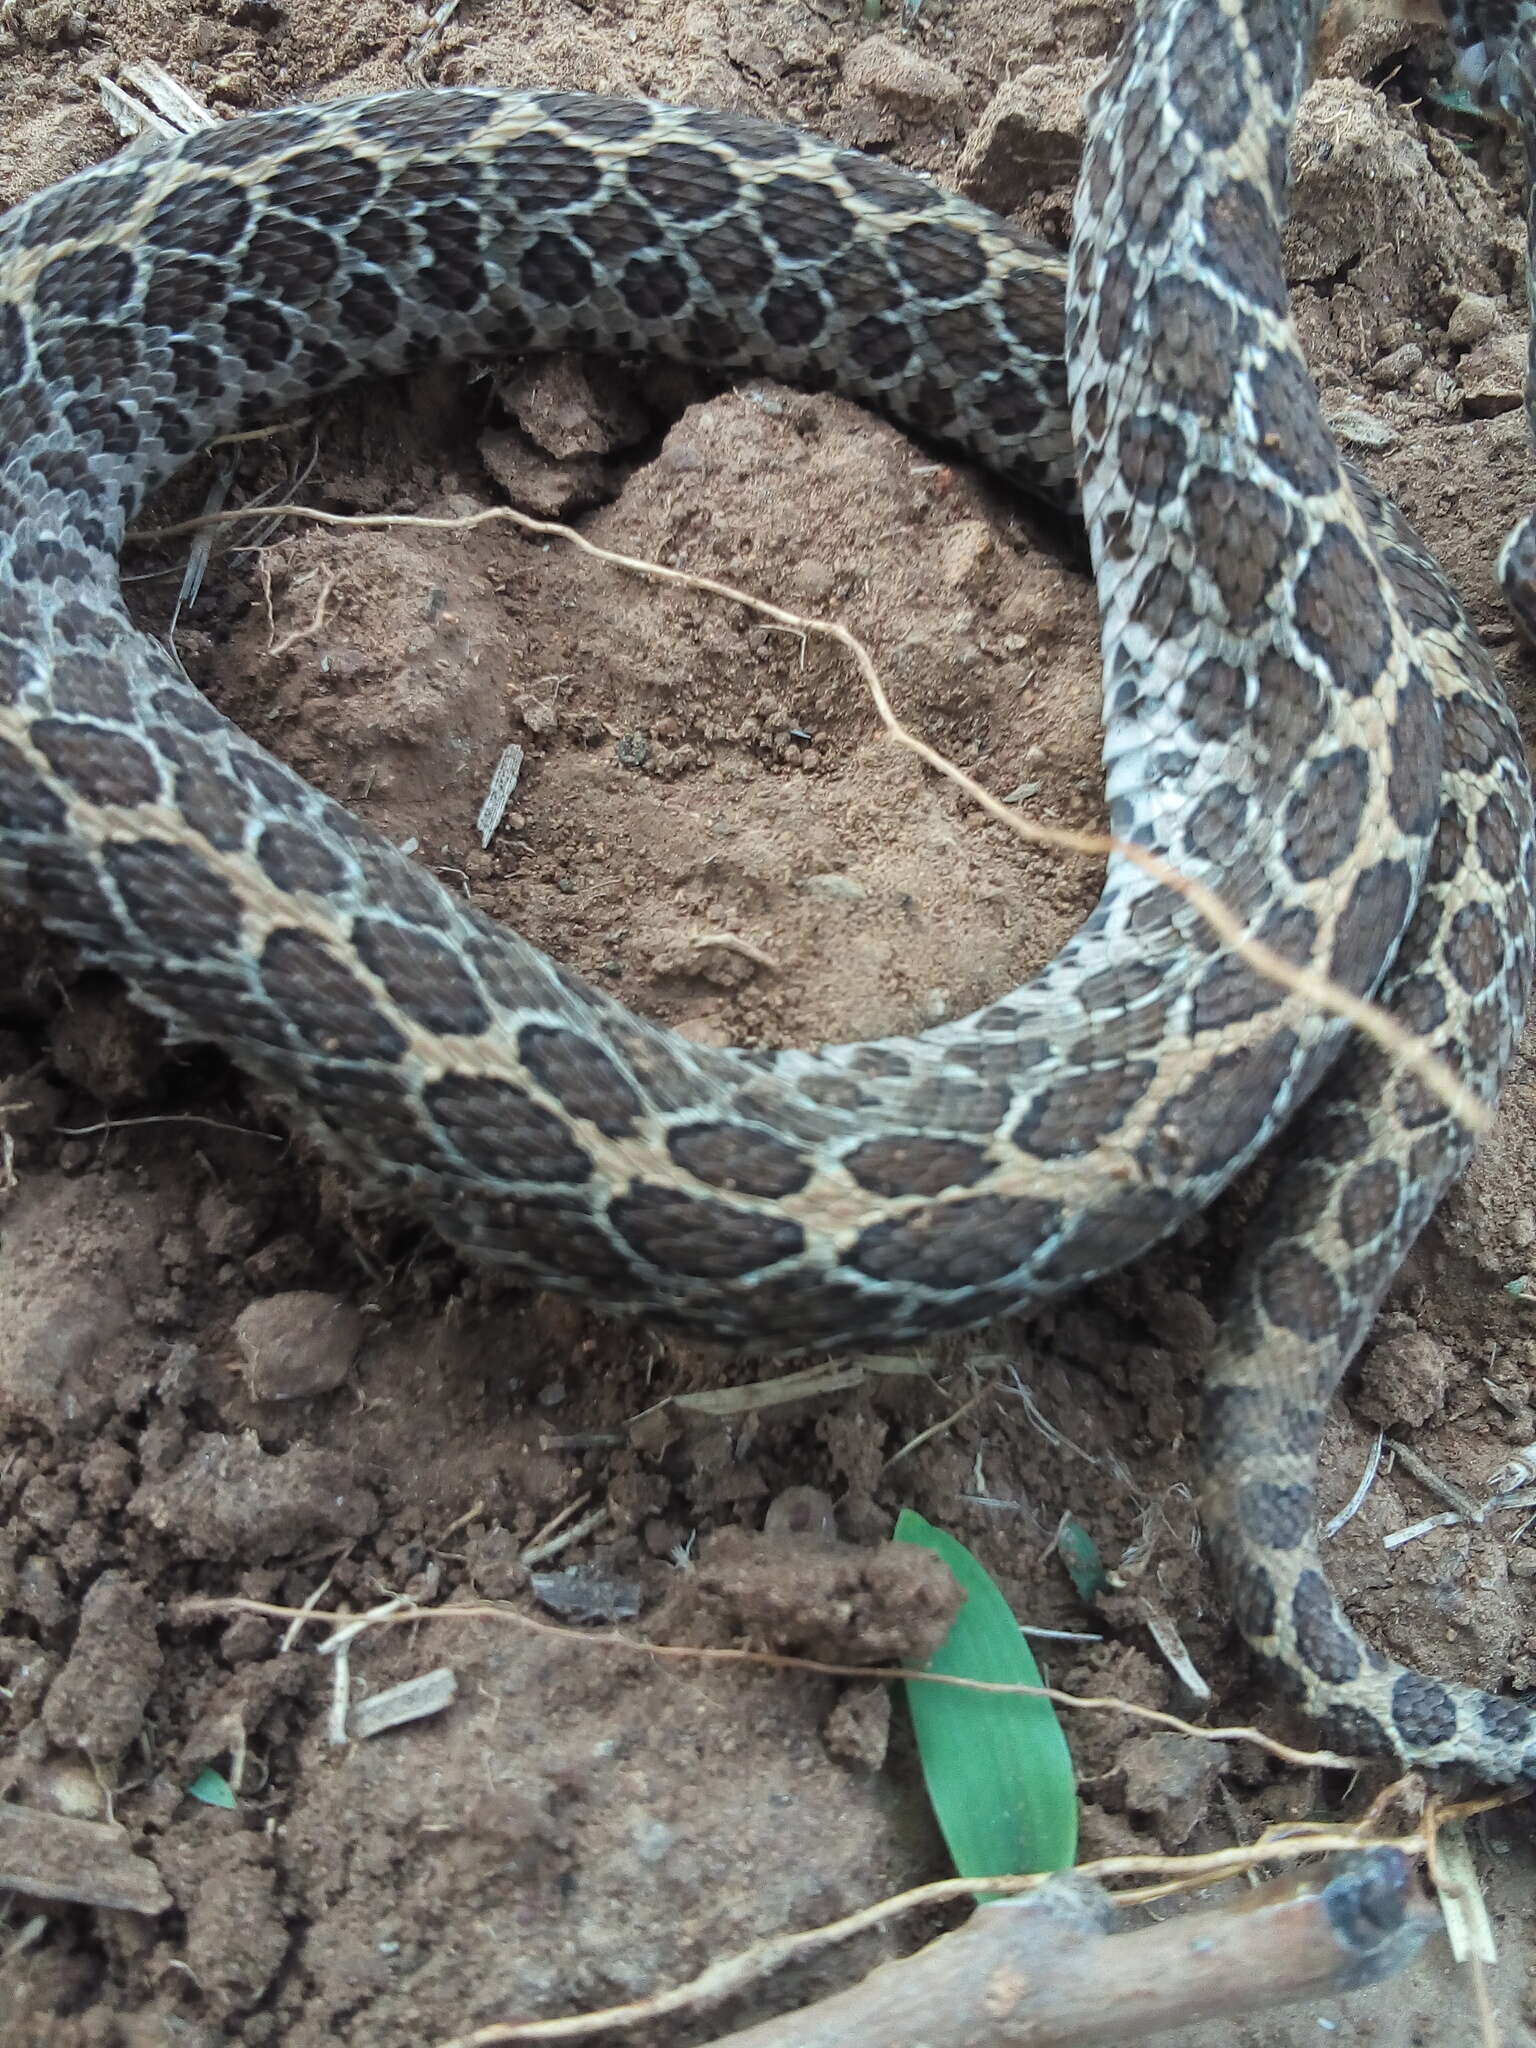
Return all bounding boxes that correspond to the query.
[186,1766,237,1809]
[1055,1514,1112,1602]
[1427,84,1486,120]
[895,1509,1077,1884]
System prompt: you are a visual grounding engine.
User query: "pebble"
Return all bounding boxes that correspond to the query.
[1367,341,1424,390]
[631,1818,675,1864]
[1459,331,1527,416]
[1326,407,1398,451]
[519,697,560,737]
[798,873,867,902]
[1447,292,1500,348]
[939,519,994,592]
[530,1566,641,1624]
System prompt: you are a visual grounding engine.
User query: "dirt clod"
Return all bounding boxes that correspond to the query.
[1114,1731,1224,1850]
[957,63,1095,208]
[495,357,652,461]
[232,1291,367,1401]
[161,1832,288,2018]
[822,1680,893,1772]
[667,1523,964,1663]
[42,1570,161,1763]
[131,1434,379,1560]
[1355,1317,1453,1431]
[843,33,965,116]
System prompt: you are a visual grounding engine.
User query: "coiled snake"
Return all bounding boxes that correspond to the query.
[3,0,1536,1777]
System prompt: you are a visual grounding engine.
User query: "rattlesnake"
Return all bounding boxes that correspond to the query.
[2,0,1535,1775]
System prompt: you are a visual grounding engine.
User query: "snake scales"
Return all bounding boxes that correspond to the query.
[2,1,1536,1777]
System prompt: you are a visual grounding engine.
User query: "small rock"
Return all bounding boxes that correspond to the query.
[517,696,560,737]
[1459,331,1527,417]
[1326,406,1398,451]
[631,1817,675,1865]
[465,1525,527,1600]
[132,1433,378,1560]
[1447,292,1500,348]
[797,873,867,902]
[529,1566,642,1625]
[220,1612,276,1665]
[232,1291,365,1401]
[195,1188,264,1257]
[957,64,1096,208]
[1355,1318,1450,1430]
[1367,341,1424,390]
[939,518,994,593]
[843,33,964,115]
[42,1571,161,1763]
[31,1757,108,1821]
[18,1555,69,1632]
[790,559,837,604]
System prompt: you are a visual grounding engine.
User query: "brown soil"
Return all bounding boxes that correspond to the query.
[4,3,1536,2044]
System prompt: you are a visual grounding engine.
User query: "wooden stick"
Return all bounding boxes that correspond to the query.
[699,1850,1435,2048]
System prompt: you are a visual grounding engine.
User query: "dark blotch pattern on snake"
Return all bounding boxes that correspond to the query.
[2,0,1535,1777]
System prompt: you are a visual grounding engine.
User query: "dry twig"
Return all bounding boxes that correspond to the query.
[174,1591,1364,1771]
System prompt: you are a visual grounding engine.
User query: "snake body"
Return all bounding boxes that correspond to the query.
[2,3,1535,1775]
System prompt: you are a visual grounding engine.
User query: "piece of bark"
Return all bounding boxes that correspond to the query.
[0,1803,171,1914]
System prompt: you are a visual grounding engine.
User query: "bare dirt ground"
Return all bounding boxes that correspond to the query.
[5,1,1536,2043]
